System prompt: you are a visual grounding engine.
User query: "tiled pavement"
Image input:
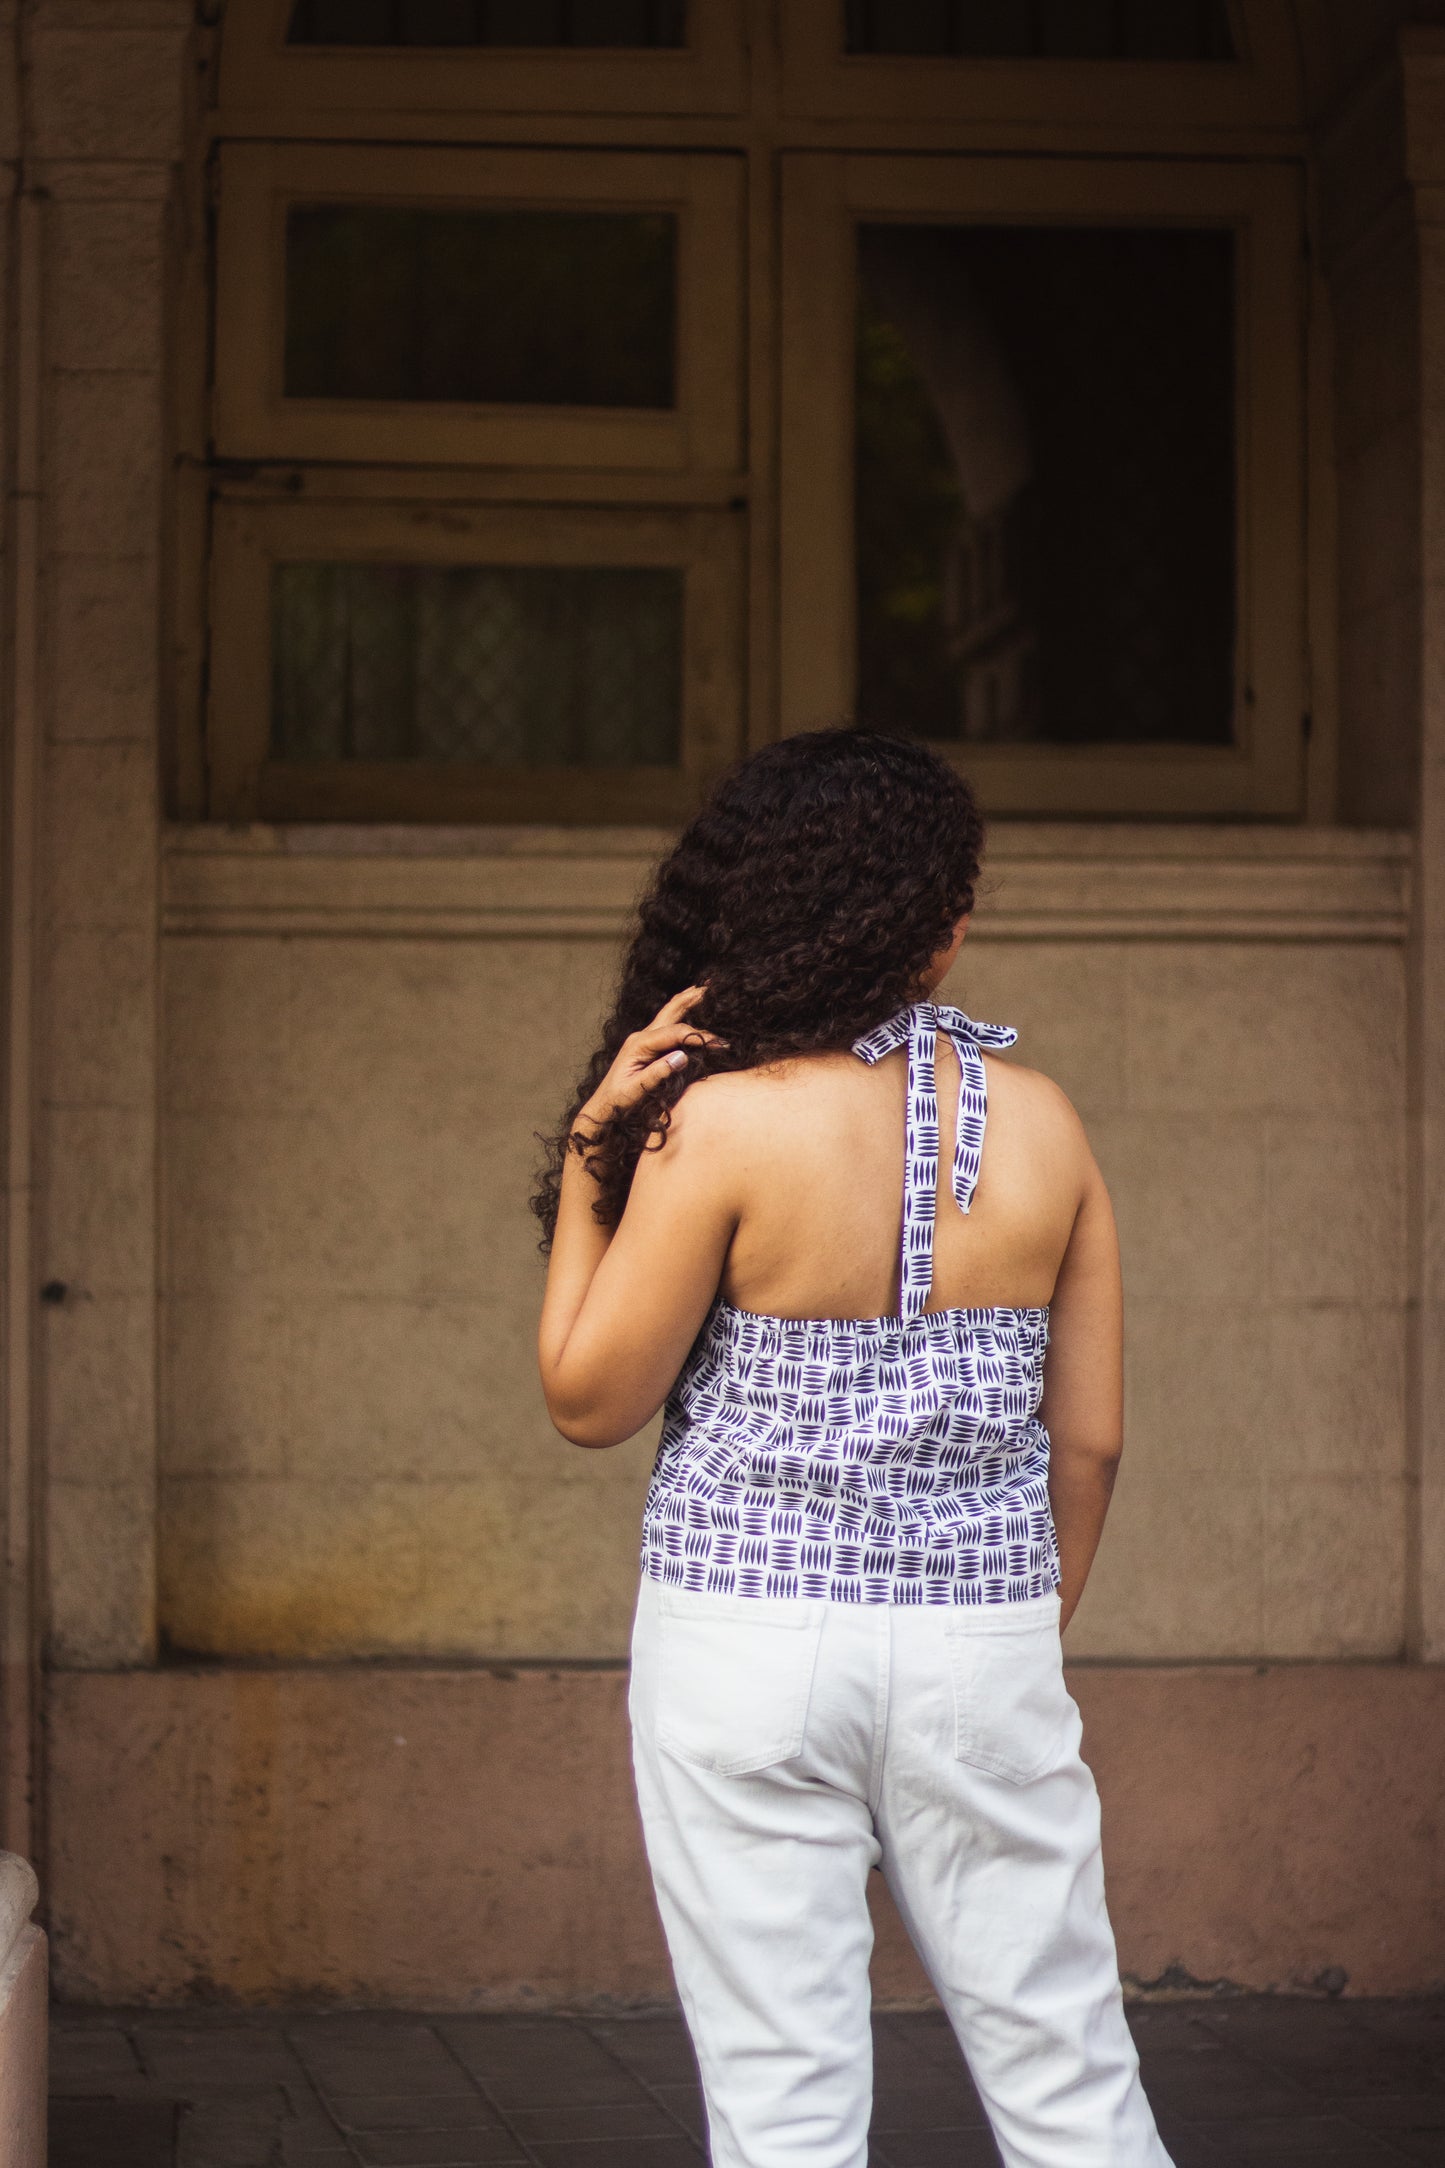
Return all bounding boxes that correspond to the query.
[49,1999,1445,2167]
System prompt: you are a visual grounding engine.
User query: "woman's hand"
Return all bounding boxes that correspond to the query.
[575,986,725,1132]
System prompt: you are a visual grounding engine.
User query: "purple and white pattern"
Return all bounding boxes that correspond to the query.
[641,1002,1060,1607]
[852,1001,1018,1326]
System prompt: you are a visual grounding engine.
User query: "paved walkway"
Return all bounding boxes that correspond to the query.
[49,1999,1445,2166]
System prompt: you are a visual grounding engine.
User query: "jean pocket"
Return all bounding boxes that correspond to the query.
[653,1585,825,1777]
[944,1605,1073,1785]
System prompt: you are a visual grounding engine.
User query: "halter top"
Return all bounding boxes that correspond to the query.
[641,1001,1060,1606]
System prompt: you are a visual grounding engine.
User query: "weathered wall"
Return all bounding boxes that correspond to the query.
[45,1661,1445,2006]
[159,914,648,1660]
[157,829,1411,1663]
[35,0,192,1671]
[1404,28,1445,1662]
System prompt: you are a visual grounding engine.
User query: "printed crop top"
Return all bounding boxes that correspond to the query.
[640,1000,1060,1606]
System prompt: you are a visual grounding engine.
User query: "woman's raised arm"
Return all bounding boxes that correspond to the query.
[538,989,734,1449]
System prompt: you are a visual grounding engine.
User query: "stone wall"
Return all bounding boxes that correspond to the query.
[46,1660,1445,2004]
[159,902,636,1659]
[156,826,1411,1663]
[35,0,193,1669]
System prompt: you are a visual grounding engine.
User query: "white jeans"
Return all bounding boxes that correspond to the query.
[629,1576,1173,2168]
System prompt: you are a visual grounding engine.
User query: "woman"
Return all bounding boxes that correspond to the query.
[535,728,1172,2168]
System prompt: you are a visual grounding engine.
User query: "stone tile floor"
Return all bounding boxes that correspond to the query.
[49,1999,1445,2167]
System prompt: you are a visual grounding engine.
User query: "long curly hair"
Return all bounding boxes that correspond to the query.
[532,727,985,1249]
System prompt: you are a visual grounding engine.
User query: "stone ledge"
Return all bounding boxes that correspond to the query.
[163,823,1412,944]
[44,1661,1445,2003]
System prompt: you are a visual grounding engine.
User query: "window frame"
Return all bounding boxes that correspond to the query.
[207,497,744,822]
[214,143,744,473]
[219,0,747,118]
[778,152,1307,818]
[779,0,1302,128]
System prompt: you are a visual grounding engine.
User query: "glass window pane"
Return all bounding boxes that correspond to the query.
[284,207,676,409]
[855,224,1235,748]
[842,1,1236,61]
[271,563,684,766]
[287,1,687,47]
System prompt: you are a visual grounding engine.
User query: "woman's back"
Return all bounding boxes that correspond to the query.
[637,1002,1081,1607]
[700,1029,1089,1323]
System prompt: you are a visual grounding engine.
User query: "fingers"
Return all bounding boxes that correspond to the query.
[640,986,729,1061]
[578,988,728,1128]
[603,1047,690,1114]
[654,984,707,1025]
[631,1019,727,1058]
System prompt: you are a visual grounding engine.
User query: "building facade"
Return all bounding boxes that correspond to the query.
[1,0,1443,2002]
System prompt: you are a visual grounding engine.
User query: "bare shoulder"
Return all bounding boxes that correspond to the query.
[630,1061,805,1189]
[664,1059,811,1144]
[984,1051,1080,1122]
[984,1054,1099,1174]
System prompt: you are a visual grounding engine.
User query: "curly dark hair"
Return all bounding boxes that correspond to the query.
[532,726,986,1250]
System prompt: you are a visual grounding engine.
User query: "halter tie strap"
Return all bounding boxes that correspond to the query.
[851,1001,1018,1324]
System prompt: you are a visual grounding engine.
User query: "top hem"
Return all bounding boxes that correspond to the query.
[710,1298,1050,1335]
[641,1557,1060,1606]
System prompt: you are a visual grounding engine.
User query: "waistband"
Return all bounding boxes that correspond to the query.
[642,1573,1061,1632]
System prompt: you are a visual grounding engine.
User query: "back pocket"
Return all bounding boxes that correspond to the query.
[654,1585,825,1777]
[944,1605,1073,1785]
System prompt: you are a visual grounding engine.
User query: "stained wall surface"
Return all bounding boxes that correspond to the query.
[159,924,646,1660]
[47,1660,1445,2004]
[35,0,190,1670]
[158,833,1410,1664]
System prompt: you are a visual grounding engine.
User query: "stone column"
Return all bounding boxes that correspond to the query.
[30,0,191,1665]
[1,0,36,1851]
[1404,28,1445,1661]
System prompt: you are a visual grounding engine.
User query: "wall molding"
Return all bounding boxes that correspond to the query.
[163,823,1413,945]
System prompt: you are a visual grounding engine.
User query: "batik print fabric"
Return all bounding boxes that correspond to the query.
[641,1002,1061,1607]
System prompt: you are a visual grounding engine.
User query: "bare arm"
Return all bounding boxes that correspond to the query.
[1039,1156,1124,1632]
[538,990,734,1449]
